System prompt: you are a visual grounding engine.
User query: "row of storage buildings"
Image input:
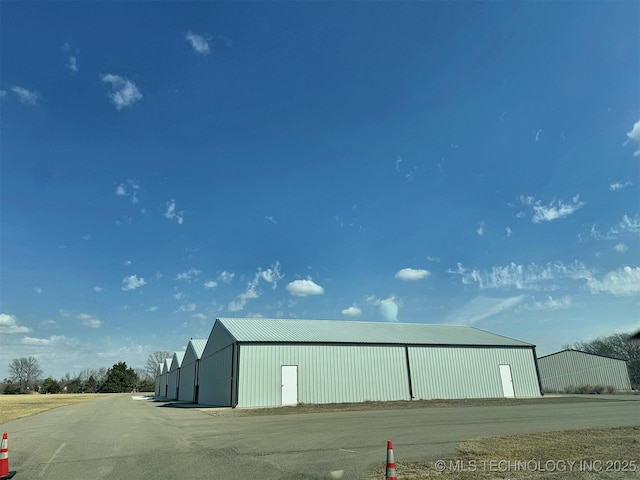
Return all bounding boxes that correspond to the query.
[154,318,632,408]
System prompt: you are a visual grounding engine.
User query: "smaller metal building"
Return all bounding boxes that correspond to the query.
[157,358,172,398]
[198,318,542,408]
[538,349,632,392]
[178,338,207,403]
[166,351,185,400]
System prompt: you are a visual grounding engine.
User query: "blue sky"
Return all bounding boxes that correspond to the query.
[1,2,638,380]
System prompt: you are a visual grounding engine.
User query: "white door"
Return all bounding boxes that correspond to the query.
[499,364,515,398]
[281,365,298,406]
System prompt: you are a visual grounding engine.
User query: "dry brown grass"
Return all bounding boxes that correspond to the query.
[368,426,640,479]
[0,394,104,425]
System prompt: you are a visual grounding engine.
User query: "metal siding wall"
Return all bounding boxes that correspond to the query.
[538,351,632,391]
[237,344,410,408]
[198,344,234,406]
[202,323,235,357]
[178,360,196,402]
[409,346,540,399]
[158,373,168,398]
[154,377,161,396]
[167,370,179,400]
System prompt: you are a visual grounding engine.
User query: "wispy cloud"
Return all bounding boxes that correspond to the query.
[394,268,430,281]
[192,313,207,320]
[185,31,210,54]
[395,156,417,180]
[446,295,526,325]
[614,243,628,253]
[164,200,184,224]
[66,55,79,73]
[476,221,485,236]
[101,74,142,110]
[176,268,201,281]
[122,274,146,291]
[177,303,196,313]
[76,313,102,328]
[505,226,513,237]
[0,313,32,334]
[341,306,362,317]
[528,295,572,311]
[93,286,104,293]
[34,287,43,294]
[265,215,277,224]
[11,86,39,105]
[519,195,585,223]
[450,261,591,291]
[286,278,324,297]
[624,119,640,156]
[229,262,284,311]
[535,129,542,142]
[115,180,140,204]
[21,335,66,346]
[204,280,218,289]
[587,266,640,296]
[609,179,633,191]
[218,271,235,283]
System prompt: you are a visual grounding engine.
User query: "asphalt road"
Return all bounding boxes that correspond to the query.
[2,395,639,480]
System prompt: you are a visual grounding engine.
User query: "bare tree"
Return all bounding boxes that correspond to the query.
[143,351,171,380]
[9,356,43,393]
[570,332,640,387]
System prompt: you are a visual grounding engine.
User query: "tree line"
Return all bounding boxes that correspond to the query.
[1,351,170,394]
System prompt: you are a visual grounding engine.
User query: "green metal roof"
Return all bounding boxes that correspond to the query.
[215,318,533,347]
[187,338,207,358]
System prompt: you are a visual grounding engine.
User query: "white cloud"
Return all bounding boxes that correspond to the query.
[185,31,210,54]
[177,303,196,312]
[0,313,32,334]
[66,55,78,73]
[11,86,39,105]
[520,195,585,223]
[124,259,132,266]
[115,180,140,204]
[204,280,218,289]
[451,261,591,291]
[164,200,184,224]
[174,292,184,300]
[615,243,628,253]
[93,286,105,292]
[535,129,542,142]
[529,295,572,311]
[176,268,201,281]
[341,306,362,317]
[624,120,640,156]
[620,214,640,233]
[476,222,485,236]
[34,287,43,294]
[427,256,441,263]
[147,306,158,312]
[506,226,513,237]
[192,313,207,320]
[21,335,66,346]
[609,179,633,191]
[76,313,102,328]
[228,262,283,311]
[587,266,640,296]
[101,74,142,110]
[218,271,235,283]
[265,215,277,224]
[379,297,399,322]
[122,274,146,291]
[286,279,324,297]
[394,268,430,281]
[116,184,127,196]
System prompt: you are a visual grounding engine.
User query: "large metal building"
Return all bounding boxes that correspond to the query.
[538,349,632,392]
[178,338,207,402]
[197,318,542,408]
[166,351,185,400]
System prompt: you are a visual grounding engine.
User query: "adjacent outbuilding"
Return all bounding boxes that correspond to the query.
[166,351,185,400]
[198,318,542,408]
[538,349,632,392]
[178,338,207,402]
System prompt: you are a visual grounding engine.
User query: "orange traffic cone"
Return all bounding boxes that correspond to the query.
[0,433,16,479]
[385,440,397,480]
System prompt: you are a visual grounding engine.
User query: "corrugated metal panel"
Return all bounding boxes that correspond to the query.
[188,339,207,359]
[177,359,197,402]
[409,346,541,399]
[202,321,236,358]
[198,344,234,406]
[160,358,172,375]
[158,372,168,398]
[237,344,410,408]
[170,351,186,371]
[538,350,632,392]
[216,318,531,346]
